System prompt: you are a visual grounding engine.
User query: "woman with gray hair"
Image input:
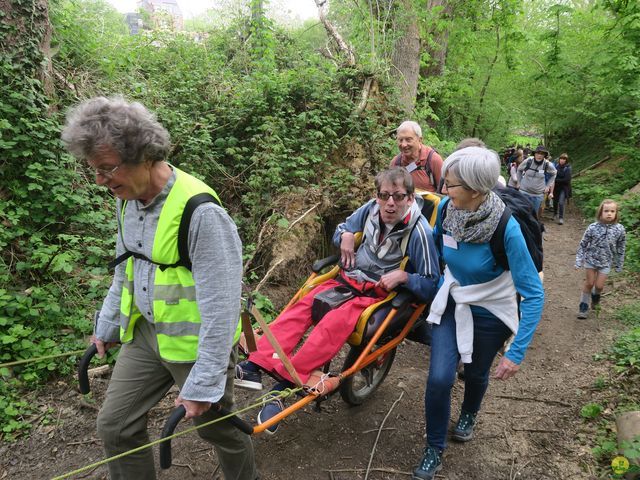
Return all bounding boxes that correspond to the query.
[62,97,257,480]
[412,147,544,480]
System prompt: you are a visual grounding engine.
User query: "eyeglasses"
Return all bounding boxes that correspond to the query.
[92,163,122,179]
[444,183,464,190]
[377,191,408,202]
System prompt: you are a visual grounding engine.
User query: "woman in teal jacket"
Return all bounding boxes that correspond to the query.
[412,146,544,480]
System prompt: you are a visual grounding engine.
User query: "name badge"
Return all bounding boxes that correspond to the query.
[406,162,418,173]
[443,234,458,249]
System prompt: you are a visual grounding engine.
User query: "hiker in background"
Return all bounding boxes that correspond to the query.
[517,145,557,218]
[391,120,444,193]
[523,143,532,158]
[235,168,440,434]
[575,199,626,319]
[412,146,544,480]
[507,148,524,189]
[552,153,572,225]
[61,97,257,480]
[454,138,506,187]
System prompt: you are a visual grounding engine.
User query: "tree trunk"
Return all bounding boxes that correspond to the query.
[390,0,421,115]
[420,0,453,79]
[0,0,53,98]
[471,25,500,138]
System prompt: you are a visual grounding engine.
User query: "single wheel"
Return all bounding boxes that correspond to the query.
[339,345,396,406]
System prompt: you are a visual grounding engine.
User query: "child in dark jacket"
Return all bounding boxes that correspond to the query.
[575,199,626,318]
[552,153,572,224]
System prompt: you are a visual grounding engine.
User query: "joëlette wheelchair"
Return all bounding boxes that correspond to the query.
[77,191,441,470]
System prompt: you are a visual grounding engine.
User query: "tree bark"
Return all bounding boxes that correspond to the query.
[0,0,53,102]
[314,0,356,66]
[390,0,421,115]
[420,0,453,79]
[471,25,500,138]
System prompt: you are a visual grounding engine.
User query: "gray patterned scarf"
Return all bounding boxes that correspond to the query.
[442,191,505,243]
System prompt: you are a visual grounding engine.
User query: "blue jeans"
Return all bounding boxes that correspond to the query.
[424,296,512,451]
[520,190,543,213]
[553,188,567,219]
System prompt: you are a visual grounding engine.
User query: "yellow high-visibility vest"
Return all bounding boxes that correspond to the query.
[119,167,241,362]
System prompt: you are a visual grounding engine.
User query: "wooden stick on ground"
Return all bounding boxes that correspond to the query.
[364,391,404,480]
[250,305,303,387]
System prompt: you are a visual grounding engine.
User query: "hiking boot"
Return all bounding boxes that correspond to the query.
[412,446,442,480]
[577,302,589,319]
[591,293,601,309]
[558,218,564,225]
[234,362,263,391]
[451,410,476,442]
[257,394,285,435]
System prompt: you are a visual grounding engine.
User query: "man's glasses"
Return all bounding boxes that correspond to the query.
[377,191,408,202]
[92,163,122,179]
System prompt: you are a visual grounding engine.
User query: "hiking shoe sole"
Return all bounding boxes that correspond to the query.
[234,378,263,391]
[451,430,474,442]
[412,463,442,480]
[577,311,588,319]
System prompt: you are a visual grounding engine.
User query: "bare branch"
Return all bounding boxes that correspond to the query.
[313,0,356,66]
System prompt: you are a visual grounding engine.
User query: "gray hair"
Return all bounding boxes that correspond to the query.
[397,120,422,138]
[442,146,500,194]
[375,167,415,195]
[61,96,170,165]
[455,137,485,150]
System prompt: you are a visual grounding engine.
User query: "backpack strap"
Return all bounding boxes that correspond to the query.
[394,147,437,187]
[178,192,221,270]
[488,207,511,271]
[108,193,221,271]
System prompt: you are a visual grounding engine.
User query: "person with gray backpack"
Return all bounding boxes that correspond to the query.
[517,145,557,218]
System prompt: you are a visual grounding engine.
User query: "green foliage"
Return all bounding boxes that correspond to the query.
[581,402,604,419]
[609,327,640,375]
[1,0,116,438]
[613,302,640,327]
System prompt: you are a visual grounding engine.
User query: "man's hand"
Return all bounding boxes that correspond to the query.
[340,232,356,269]
[175,396,212,419]
[376,270,408,291]
[493,356,520,380]
[90,335,118,359]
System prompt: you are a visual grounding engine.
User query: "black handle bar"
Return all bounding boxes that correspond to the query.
[78,344,98,394]
[159,404,254,469]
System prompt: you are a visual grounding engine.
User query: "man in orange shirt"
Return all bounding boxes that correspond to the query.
[390,121,444,193]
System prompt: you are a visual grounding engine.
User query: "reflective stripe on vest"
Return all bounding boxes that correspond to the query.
[118,167,241,362]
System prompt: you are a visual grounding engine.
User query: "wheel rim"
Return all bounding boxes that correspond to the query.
[347,348,394,401]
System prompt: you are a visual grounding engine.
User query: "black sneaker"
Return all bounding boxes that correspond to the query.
[578,302,589,318]
[451,410,476,442]
[257,394,285,435]
[234,363,263,391]
[577,302,589,319]
[412,446,442,480]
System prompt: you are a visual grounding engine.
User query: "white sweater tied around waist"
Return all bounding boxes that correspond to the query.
[427,267,519,363]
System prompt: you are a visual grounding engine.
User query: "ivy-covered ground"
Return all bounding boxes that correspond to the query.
[1,197,638,480]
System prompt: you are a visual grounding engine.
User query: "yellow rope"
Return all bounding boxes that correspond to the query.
[50,387,302,480]
[0,349,87,369]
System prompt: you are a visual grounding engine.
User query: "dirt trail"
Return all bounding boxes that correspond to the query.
[0,204,625,479]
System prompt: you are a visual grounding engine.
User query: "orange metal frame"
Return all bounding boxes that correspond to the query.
[251,299,427,435]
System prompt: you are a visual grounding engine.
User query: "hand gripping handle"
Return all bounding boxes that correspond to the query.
[77,344,98,395]
[159,404,254,470]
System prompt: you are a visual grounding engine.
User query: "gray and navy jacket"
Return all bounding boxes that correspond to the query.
[333,199,440,303]
[576,222,626,271]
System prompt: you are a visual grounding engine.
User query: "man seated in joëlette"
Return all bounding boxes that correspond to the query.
[235,167,440,434]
